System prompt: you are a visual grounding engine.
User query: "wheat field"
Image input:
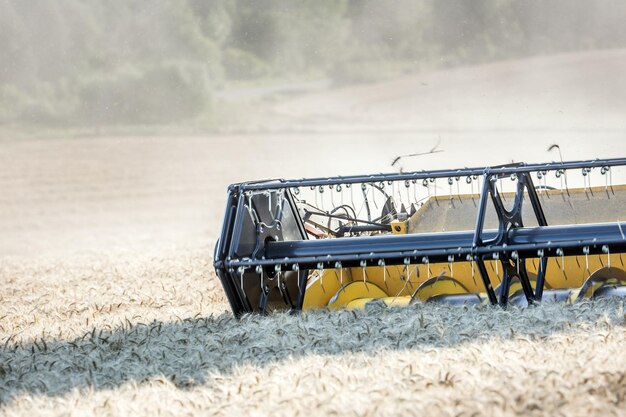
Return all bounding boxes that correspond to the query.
[2,52,626,416]
[2,250,626,416]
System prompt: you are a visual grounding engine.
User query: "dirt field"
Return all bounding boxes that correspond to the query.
[1,50,626,416]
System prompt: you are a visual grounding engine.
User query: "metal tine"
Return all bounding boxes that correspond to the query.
[260,289,269,315]
[411,259,421,291]
[371,182,379,211]
[510,172,518,197]
[238,266,248,303]
[386,180,393,208]
[337,183,344,207]
[470,174,479,205]
[422,256,431,280]
[583,246,590,274]
[513,250,520,277]
[292,263,300,292]
[563,168,571,197]
[255,264,264,294]
[536,171,542,196]
[555,167,571,197]
[395,179,404,208]
[466,254,477,287]
[355,183,368,221]
[275,264,283,297]
[318,185,325,211]
[404,257,414,290]
[493,252,500,281]
[317,262,326,294]
[556,248,566,276]
[271,189,285,224]
[279,189,286,220]
[245,192,260,223]
[292,186,301,200]
[535,249,546,299]
[378,259,388,290]
[256,264,269,314]
[347,183,354,209]
[360,260,369,290]
[405,180,411,207]
[340,262,344,286]
[582,167,593,197]
[601,165,615,197]
[334,261,343,285]
[555,169,565,197]
[447,255,455,278]
[537,171,548,195]
[602,245,610,269]
[356,183,369,221]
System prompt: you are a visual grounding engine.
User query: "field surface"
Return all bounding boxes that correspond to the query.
[2,51,626,416]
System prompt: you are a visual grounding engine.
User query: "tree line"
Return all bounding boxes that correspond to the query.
[1,0,625,127]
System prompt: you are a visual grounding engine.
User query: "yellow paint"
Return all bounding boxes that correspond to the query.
[412,277,470,300]
[302,254,626,310]
[327,281,388,309]
[302,268,352,309]
[300,184,626,310]
[390,220,407,235]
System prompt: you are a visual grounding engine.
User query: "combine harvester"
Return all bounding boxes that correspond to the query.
[214,158,626,316]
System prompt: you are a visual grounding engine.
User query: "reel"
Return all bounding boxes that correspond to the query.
[215,158,626,316]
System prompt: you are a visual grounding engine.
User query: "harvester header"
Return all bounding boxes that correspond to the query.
[214,157,626,316]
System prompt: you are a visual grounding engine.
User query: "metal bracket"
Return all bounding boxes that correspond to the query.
[473,169,548,305]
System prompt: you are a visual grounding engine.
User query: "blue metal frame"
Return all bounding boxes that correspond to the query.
[237,158,626,191]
